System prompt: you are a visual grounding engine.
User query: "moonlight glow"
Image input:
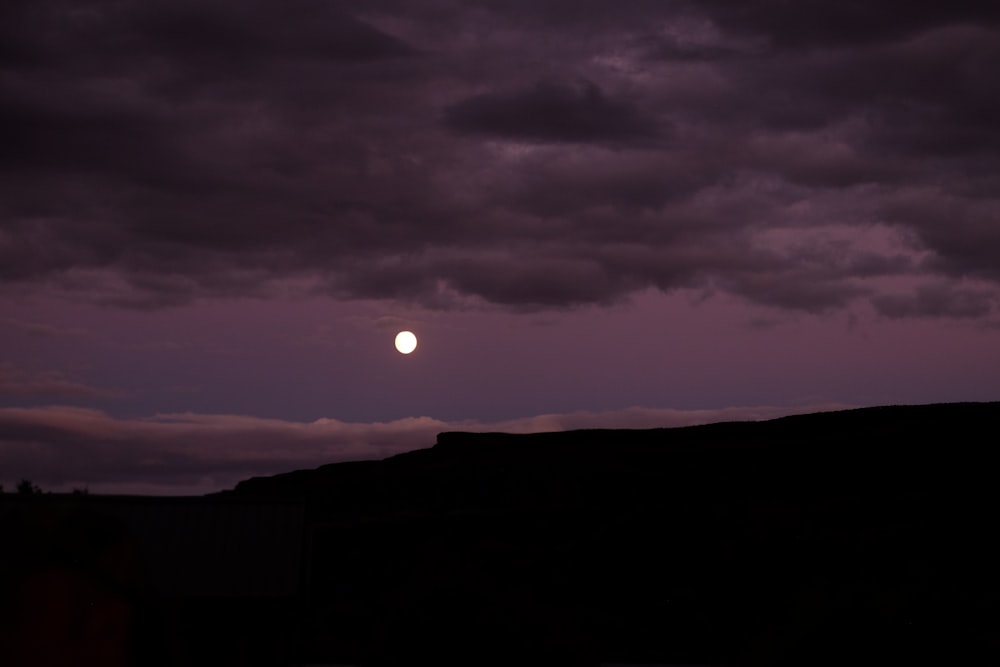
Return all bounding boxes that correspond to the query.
[394,330,417,354]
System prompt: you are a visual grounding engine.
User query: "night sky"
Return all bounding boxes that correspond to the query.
[2,1,999,494]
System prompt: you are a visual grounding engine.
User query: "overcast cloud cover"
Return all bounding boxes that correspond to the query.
[2,0,999,493]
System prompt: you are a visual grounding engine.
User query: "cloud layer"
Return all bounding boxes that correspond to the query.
[1,0,998,317]
[0,402,852,495]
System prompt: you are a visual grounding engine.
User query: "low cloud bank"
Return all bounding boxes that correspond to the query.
[0,403,851,495]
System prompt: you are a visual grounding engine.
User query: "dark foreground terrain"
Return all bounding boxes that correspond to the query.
[2,402,998,665]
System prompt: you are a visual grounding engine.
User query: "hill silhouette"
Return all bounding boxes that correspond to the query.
[220,402,998,665]
[2,403,995,666]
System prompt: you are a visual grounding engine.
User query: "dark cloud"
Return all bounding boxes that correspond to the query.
[881,189,1000,281]
[0,89,191,186]
[690,0,1000,49]
[443,253,621,308]
[873,282,996,319]
[135,1,417,67]
[1,0,416,71]
[445,80,664,145]
[0,0,998,318]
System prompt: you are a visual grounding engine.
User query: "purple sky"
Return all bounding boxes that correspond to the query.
[2,0,999,494]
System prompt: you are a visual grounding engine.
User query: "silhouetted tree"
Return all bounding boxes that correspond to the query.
[16,479,42,495]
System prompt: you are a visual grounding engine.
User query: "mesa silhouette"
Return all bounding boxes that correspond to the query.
[224,401,997,665]
[2,402,995,666]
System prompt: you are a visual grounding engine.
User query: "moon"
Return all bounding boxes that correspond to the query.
[394,330,417,354]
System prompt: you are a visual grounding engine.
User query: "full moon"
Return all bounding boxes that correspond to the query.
[394,330,417,354]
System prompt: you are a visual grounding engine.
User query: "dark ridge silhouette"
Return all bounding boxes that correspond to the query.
[2,402,998,665]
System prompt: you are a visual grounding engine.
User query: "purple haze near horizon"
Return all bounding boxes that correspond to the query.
[2,0,999,494]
